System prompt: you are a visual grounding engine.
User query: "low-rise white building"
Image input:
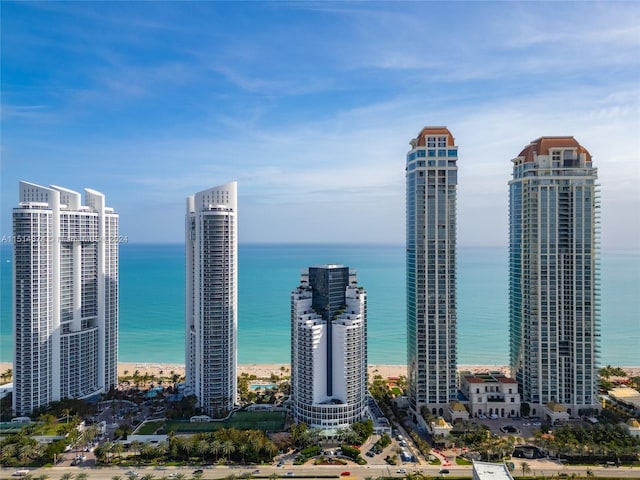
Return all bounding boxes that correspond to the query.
[460,372,520,418]
[543,402,570,424]
[608,386,640,415]
[448,400,470,422]
[473,460,514,480]
[429,416,453,436]
[624,418,640,438]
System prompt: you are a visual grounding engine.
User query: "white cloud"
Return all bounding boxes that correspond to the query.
[2,2,638,249]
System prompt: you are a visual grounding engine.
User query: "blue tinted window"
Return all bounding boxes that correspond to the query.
[448,149,457,157]
[438,149,446,157]
[417,150,426,158]
[428,149,436,157]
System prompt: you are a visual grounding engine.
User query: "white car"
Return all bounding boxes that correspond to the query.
[396,469,407,474]
[12,471,29,477]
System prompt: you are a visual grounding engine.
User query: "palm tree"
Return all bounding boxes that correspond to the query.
[18,442,36,464]
[133,370,141,388]
[112,441,124,461]
[520,461,531,478]
[155,441,169,459]
[222,440,235,461]
[210,439,223,461]
[196,439,209,462]
[246,431,262,456]
[61,474,73,480]
[237,443,248,464]
[130,440,142,464]
[75,474,89,480]
[111,476,122,480]
[94,443,109,464]
[2,442,17,462]
[264,441,278,460]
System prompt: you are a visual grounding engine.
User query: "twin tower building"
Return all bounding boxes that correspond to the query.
[13,127,600,425]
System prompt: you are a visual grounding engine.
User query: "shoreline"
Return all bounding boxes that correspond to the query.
[1,362,639,382]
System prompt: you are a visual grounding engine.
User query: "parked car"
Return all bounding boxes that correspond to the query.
[397,469,407,474]
[439,469,450,474]
[341,472,351,476]
[192,469,204,475]
[12,471,29,477]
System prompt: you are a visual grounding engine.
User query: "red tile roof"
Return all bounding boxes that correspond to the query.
[463,376,485,383]
[517,136,591,163]
[412,126,455,147]
[496,376,518,384]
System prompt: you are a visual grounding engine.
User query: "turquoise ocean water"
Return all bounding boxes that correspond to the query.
[0,243,638,366]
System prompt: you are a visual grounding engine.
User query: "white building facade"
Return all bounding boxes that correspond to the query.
[13,181,119,415]
[509,137,600,417]
[291,265,368,428]
[185,182,238,415]
[460,372,521,419]
[406,127,458,416]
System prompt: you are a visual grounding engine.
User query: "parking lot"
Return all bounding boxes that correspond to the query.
[473,416,543,438]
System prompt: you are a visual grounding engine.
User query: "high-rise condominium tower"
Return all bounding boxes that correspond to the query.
[13,181,119,415]
[406,127,458,415]
[509,137,599,416]
[186,182,238,415]
[291,265,368,428]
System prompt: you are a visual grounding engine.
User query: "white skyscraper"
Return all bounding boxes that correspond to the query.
[13,181,119,415]
[185,182,238,415]
[291,265,368,428]
[509,137,600,416]
[406,127,458,416]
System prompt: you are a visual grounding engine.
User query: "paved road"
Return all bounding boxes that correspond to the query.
[2,460,639,479]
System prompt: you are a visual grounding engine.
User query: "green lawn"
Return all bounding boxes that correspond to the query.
[136,420,164,435]
[161,411,285,433]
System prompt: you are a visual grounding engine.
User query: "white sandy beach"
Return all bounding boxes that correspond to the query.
[1,361,637,382]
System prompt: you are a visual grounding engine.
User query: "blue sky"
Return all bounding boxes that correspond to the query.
[2,1,639,248]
